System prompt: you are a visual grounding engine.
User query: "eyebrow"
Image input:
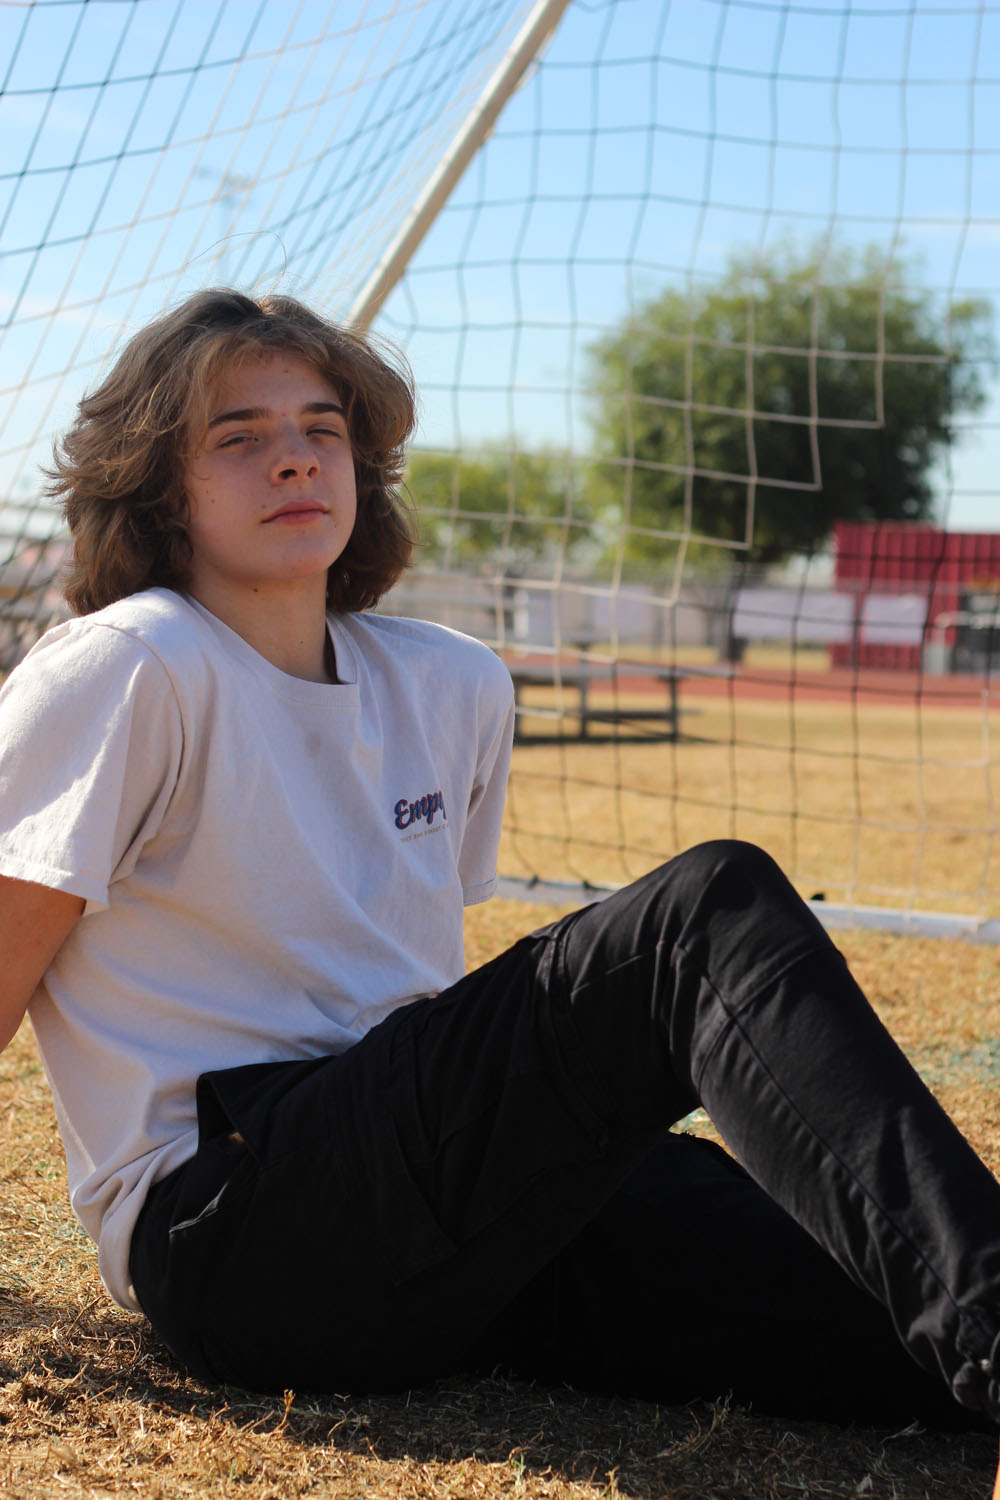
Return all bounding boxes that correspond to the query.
[207,400,345,430]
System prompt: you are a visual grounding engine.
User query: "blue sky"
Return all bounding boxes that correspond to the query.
[2,0,999,538]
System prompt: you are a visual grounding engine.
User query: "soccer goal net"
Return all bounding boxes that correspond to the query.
[3,0,999,934]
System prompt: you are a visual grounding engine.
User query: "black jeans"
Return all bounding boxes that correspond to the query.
[129,841,1000,1424]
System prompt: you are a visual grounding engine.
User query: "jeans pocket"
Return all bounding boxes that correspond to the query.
[167,1136,246,1236]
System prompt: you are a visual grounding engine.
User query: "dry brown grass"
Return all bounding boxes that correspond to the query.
[0,905,997,1499]
[503,697,1000,917]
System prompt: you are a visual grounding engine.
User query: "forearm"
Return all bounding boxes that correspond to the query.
[0,875,84,1051]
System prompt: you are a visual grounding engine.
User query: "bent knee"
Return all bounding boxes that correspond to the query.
[670,839,783,886]
[644,841,800,922]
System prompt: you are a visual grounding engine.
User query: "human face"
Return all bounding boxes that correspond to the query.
[183,354,357,614]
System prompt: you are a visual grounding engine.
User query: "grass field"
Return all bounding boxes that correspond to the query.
[504,691,1000,919]
[0,897,997,1500]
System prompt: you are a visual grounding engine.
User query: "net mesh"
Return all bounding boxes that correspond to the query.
[4,0,1000,925]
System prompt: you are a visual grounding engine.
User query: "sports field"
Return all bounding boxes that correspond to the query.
[0,893,997,1499]
[505,675,1000,920]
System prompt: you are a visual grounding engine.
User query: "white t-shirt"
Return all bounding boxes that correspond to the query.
[0,588,515,1310]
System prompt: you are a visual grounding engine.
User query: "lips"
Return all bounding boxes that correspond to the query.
[263,501,328,523]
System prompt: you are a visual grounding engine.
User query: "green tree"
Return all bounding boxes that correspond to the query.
[586,243,995,566]
[405,447,598,568]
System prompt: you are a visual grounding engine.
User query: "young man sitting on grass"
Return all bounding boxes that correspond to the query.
[0,289,997,1457]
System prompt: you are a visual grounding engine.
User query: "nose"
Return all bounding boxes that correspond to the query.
[270,427,319,483]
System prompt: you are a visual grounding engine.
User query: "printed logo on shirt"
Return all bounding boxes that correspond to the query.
[394,789,446,833]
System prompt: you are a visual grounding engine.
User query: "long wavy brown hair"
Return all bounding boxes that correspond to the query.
[48,288,417,615]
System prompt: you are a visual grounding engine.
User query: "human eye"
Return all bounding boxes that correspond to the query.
[309,420,345,441]
[216,429,256,450]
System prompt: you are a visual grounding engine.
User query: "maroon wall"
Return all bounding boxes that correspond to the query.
[832,522,1000,670]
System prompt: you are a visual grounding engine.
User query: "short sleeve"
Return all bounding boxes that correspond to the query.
[458,653,515,906]
[0,621,183,912]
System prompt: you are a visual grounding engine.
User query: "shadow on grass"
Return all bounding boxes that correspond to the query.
[0,1287,995,1500]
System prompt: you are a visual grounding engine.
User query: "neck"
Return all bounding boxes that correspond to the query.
[188,578,336,683]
